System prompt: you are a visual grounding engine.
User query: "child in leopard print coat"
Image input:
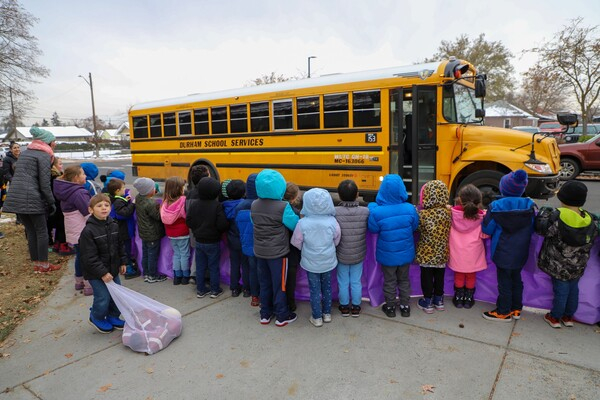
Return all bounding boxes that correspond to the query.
[416,180,451,313]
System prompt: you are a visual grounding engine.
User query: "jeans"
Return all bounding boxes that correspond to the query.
[337,262,363,306]
[195,242,221,293]
[74,244,82,277]
[170,237,190,277]
[229,247,249,290]
[420,266,445,298]
[247,255,260,297]
[19,213,49,262]
[257,257,290,321]
[550,277,580,319]
[142,239,161,276]
[89,275,121,320]
[496,267,523,314]
[382,264,411,306]
[307,271,332,319]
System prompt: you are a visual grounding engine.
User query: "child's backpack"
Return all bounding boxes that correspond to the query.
[535,206,598,247]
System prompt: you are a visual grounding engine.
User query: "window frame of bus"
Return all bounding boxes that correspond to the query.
[194,108,209,135]
[273,99,293,130]
[251,101,270,132]
[297,95,320,130]
[132,115,149,139]
[150,114,162,138]
[324,93,349,129]
[353,90,381,127]
[230,104,248,133]
[163,112,177,137]
[178,111,192,135]
[211,106,227,134]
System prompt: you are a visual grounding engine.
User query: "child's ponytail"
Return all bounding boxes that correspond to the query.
[457,184,482,220]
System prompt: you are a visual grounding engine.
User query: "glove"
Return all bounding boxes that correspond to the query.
[48,204,57,216]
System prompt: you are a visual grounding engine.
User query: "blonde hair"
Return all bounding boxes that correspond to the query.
[163,176,185,205]
[89,193,110,208]
[62,165,82,182]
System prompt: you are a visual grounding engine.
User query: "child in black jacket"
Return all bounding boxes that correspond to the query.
[107,178,138,279]
[80,194,127,334]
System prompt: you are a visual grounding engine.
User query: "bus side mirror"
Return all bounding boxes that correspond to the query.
[475,75,486,98]
[556,112,578,126]
[475,109,485,118]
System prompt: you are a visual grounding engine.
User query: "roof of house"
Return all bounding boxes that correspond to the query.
[485,100,538,119]
[15,126,93,139]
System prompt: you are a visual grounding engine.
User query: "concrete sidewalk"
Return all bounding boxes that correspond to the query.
[1,264,599,400]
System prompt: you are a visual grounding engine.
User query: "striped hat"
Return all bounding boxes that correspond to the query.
[499,169,528,197]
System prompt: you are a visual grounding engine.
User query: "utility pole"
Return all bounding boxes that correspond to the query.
[79,72,99,157]
[308,56,317,78]
[9,87,16,140]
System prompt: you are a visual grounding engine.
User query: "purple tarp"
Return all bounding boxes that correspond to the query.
[133,232,600,325]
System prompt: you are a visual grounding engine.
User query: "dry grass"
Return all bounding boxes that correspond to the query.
[0,220,70,344]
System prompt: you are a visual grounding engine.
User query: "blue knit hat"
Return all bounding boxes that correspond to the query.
[30,126,55,144]
[499,169,528,197]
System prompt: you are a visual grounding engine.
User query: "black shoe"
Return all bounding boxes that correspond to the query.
[189,275,196,284]
[231,288,241,297]
[382,304,396,318]
[181,277,190,285]
[351,305,361,318]
[155,274,168,283]
[242,289,251,298]
[399,305,411,318]
[173,276,182,285]
[196,290,209,298]
[210,288,224,298]
[339,304,351,317]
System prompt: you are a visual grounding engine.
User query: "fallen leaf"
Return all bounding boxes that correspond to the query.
[64,353,73,358]
[511,332,521,337]
[421,384,435,394]
[98,384,112,392]
[0,353,10,358]
[146,367,154,374]
[216,374,224,379]
[390,379,398,384]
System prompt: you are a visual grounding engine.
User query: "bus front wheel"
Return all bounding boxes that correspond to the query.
[458,170,504,208]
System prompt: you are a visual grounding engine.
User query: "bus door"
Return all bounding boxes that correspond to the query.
[409,85,437,203]
[389,88,414,198]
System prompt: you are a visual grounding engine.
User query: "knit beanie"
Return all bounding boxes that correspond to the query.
[30,126,55,144]
[557,180,587,207]
[499,169,528,197]
[133,177,156,196]
[226,179,246,200]
[221,179,232,199]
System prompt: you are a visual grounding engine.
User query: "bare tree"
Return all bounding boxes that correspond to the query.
[426,33,515,101]
[0,0,49,132]
[512,64,569,116]
[248,72,293,86]
[530,18,600,133]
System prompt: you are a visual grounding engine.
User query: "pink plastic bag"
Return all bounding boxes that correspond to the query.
[106,282,183,354]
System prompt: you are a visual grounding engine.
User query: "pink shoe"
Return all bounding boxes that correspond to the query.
[83,280,93,296]
[75,276,84,291]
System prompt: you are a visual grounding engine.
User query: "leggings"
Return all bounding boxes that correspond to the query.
[454,272,477,289]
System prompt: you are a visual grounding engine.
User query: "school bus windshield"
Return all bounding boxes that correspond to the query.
[442,82,482,124]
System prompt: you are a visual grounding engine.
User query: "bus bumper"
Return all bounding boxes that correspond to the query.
[525,174,560,199]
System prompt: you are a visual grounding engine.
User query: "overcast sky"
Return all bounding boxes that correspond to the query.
[16,0,600,126]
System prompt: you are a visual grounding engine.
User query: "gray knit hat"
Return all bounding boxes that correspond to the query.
[133,177,156,196]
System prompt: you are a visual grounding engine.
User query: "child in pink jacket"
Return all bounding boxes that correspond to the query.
[160,177,190,285]
[448,184,488,309]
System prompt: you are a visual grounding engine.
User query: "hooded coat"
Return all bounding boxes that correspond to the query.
[53,179,91,244]
[160,196,188,238]
[334,201,369,265]
[79,215,127,280]
[185,177,229,243]
[1,151,18,182]
[448,206,488,273]
[235,173,258,257]
[367,174,419,266]
[81,163,101,195]
[415,180,451,266]
[291,188,341,273]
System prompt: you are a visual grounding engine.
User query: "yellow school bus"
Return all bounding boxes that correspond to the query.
[129,58,560,203]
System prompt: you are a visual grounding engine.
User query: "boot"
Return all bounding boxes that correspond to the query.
[75,276,85,291]
[463,287,475,309]
[417,297,434,314]
[453,286,465,308]
[83,280,93,296]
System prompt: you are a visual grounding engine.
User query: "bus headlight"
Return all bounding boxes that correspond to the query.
[524,162,553,174]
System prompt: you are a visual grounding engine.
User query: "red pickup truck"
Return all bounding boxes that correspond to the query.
[558,133,600,180]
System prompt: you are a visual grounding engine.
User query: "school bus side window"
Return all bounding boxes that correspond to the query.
[150,114,162,138]
[178,111,192,135]
[297,96,320,130]
[442,84,456,122]
[163,113,176,137]
[273,100,292,130]
[212,106,227,134]
[194,108,209,135]
[353,90,380,127]
[251,102,269,132]
[230,104,248,133]
[324,93,348,128]
[132,116,148,139]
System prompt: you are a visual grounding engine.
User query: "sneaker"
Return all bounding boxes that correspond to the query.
[399,305,411,318]
[210,288,224,298]
[143,275,150,282]
[511,309,522,320]
[242,289,251,298]
[173,276,182,285]
[432,295,445,311]
[309,316,323,327]
[196,290,209,298]
[58,243,75,256]
[88,315,113,334]
[560,316,575,327]
[148,275,167,283]
[351,305,361,317]
[181,277,190,285]
[260,315,272,325]
[338,304,351,317]
[323,313,332,323]
[74,277,85,291]
[381,304,396,318]
[275,313,297,327]
[106,315,125,330]
[544,313,561,328]
[251,296,260,307]
[231,288,241,297]
[39,263,62,273]
[418,297,434,314]
[482,309,513,322]
[156,275,168,282]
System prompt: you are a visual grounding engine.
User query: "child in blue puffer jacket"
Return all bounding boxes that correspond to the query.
[291,188,341,327]
[368,174,419,318]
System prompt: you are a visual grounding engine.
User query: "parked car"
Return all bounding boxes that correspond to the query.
[0,146,9,160]
[512,126,541,134]
[558,133,600,180]
[539,121,564,135]
[563,124,600,143]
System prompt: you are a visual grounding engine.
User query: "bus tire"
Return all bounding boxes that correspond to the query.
[558,157,580,181]
[458,170,504,208]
